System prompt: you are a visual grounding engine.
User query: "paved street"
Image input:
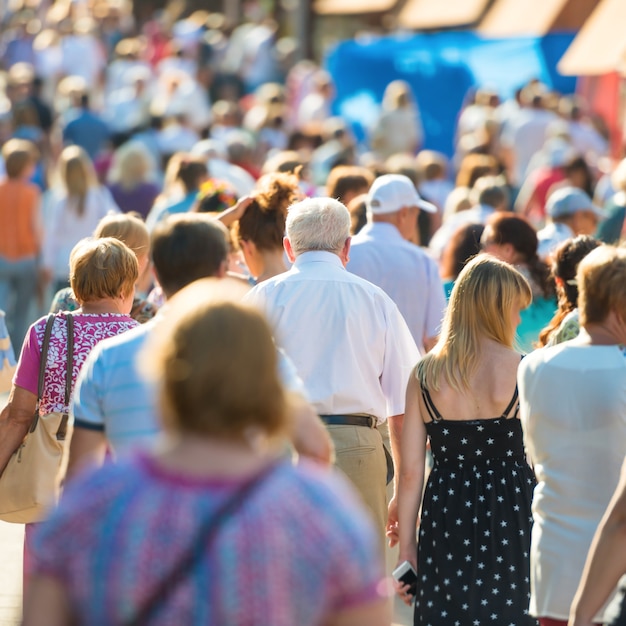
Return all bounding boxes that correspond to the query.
[0,521,23,626]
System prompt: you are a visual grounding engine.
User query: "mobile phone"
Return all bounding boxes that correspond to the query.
[392,561,418,596]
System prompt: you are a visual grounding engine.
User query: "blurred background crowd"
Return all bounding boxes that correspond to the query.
[0,0,622,356]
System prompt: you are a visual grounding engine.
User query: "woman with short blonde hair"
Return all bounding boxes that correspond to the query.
[50,213,156,323]
[0,236,139,585]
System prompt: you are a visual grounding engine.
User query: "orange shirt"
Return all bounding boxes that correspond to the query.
[0,179,40,261]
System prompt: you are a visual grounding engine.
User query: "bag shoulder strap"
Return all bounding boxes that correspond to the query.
[37,315,57,401]
[126,461,282,626]
[63,314,74,408]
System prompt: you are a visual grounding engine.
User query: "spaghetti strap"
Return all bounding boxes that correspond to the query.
[421,384,444,423]
[501,386,519,419]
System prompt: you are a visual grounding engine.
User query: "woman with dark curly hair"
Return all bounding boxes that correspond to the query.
[537,235,601,347]
[228,171,301,283]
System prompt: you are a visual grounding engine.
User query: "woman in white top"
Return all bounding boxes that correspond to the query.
[41,146,119,293]
[518,245,626,626]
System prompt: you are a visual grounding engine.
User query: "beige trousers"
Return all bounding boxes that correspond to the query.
[326,423,388,537]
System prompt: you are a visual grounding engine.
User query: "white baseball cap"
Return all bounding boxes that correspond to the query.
[367,174,437,215]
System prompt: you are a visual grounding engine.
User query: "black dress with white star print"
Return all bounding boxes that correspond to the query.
[415,384,538,626]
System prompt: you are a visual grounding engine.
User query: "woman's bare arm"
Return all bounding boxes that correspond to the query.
[569,458,626,626]
[0,385,37,474]
[23,575,74,626]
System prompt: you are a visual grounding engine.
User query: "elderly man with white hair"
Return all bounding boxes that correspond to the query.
[246,197,419,536]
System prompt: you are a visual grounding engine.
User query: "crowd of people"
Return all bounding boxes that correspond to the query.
[1,1,626,625]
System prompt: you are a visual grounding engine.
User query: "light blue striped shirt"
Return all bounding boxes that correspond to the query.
[72,319,306,457]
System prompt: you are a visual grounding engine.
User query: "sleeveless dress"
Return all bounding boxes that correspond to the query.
[415,385,538,626]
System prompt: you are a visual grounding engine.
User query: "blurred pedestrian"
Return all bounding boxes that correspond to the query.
[393,254,536,625]
[0,237,139,582]
[246,197,419,536]
[0,139,42,350]
[41,146,119,293]
[519,245,626,626]
[481,213,556,352]
[23,281,390,625]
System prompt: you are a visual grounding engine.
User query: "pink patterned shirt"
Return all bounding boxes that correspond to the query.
[14,313,139,414]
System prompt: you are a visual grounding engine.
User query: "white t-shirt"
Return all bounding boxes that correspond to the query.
[519,343,626,621]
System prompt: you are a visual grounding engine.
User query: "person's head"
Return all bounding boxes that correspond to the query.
[578,246,626,331]
[443,186,472,220]
[212,99,241,127]
[469,175,509,211]
[261,150,308,178]
[418,255,532,391]
[611,158,626,193]
[58,145,97,214]
[382,80,413,110]
[440,222,485,281]
[234,171,300,276]
[366,174,436,241]
[285,197,351,261]
[415,150,448,183]
[141,279,287,443]
[69,237,138,310]
[384,153,419,186]
[313,70,333,98]
[455,154,499,189]
[1,138,37,180]
[93,213,151,277]
[326,165,374,206]
[151,214,229,298]
[564,155,594,197]
[107,141,157,189]
[175,156,209,194]
[347,193,368,235]
[482,212,554,298]
[481,213,538,265]
[537,235,601,346]
[194,178,239,214]
[546,186,605,236]
[552,235,601,310]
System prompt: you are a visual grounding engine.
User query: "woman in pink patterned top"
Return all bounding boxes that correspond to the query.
[0,237,139,580]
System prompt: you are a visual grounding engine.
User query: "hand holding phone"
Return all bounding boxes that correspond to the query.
[392,560,418,605]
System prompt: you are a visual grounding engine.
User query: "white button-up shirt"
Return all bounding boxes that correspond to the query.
[246,251,420,422]
[348,222,446,353]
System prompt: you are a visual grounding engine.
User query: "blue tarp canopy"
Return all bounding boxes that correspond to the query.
[326,31,577,157]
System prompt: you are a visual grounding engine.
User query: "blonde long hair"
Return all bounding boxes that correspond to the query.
[418,255,532,392]
[59,146,97,217]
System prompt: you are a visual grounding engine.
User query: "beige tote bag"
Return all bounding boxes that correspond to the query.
[0,314,74,524]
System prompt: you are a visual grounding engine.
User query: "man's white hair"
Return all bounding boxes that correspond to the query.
[286,197,350,256]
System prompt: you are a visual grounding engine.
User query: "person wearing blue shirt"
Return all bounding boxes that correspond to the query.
[62,93,110,161]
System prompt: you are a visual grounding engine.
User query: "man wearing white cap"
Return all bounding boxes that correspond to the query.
[348,174,446,353]
[537,186,606,261]
[246,197,419,538]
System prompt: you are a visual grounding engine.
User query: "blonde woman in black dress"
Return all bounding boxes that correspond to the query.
[391,254,538,626]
